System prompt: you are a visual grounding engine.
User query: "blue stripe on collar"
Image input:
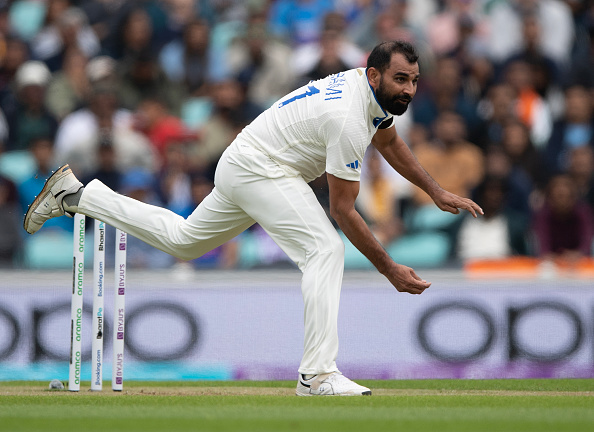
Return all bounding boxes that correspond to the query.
[365,67,388,126]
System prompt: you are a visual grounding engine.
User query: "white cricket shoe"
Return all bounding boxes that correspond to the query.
[295,372,371,396]
[23,164,83,234]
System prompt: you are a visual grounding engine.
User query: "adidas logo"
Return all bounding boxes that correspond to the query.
[346,160,360,169]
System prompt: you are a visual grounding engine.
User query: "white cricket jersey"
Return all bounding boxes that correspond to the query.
[227,68,393,183]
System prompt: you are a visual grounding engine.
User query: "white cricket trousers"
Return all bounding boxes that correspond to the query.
[77,152,345,375]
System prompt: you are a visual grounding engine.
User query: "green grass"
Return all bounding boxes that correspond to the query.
[1,379,593,432]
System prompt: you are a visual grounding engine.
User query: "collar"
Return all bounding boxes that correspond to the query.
[357,68,392,128]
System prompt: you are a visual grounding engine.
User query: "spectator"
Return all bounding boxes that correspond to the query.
[159,19,215,97]
[501,13,561,108]
[297,29,352,84]
[45,48,89,120]
[425,0,488,58]
[500,119,550,192]
[412,56,481,142]
[409,110,484,248]
[412,110,484,208]
[502,59,553,147]
[546,85,594,172]
[463,55,495,105]
[567,145,594,209]
[339,0,389,52]
[483,144,533,219]
[268,0,335,46]
[458,175,530,261]
[134,97,194,162]
[0,36,30,112]
[5,61,58,151]
[0,173,21,267]
[117,50,185,115]
[533,174,594,260]
[568,17,594,88]
[292,12,366,84]
[156,142,192,216]
[54,82,156,178]
[80,137,122,193]
[476,83,518,149]
[119,168,174,269]
[227,22,295,107]
[111,7,154,61]
[188,78,263,174]
[357,147,402,246]
[79,0,132,52]
[487,0,574,69]
[31,5,100,72]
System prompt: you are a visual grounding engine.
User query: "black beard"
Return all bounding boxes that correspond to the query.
[375,78,411,116]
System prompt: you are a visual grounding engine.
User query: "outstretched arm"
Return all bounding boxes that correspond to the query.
[372,126,483,217]
[327,173,431,294]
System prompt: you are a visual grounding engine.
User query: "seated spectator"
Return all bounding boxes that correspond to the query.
[500,119,550,192]
[412,111,484,207]
[533,174,594,260]
[110,7,155,61]
[80,136,122,193]
[483,144,533,218]
[426,0,488,58]
[567,146,594,210]
[296,29,352,85]
[45,48,89,120]
[5,61,58,151]
[0,36,29,112]
[188,78,263,174]
[458,176,529,261]
[79,0,131,52]
[156,142,193,216]
[0,174,21,267]
[339,0,389,52]
[227,22,295,108]
[502,59,553,148]
[568,18,594,88]
[412,56,481,141]
[346,0,421,53]
[268,0,335,46]
[408,111,484,246]
[54,82,156,178]
[31,5,100,72]
[487,0,574,70]
[159,19,215,97]
[476,83,517,149]
[292,12,366,85]
[546,85,594,172]
[501,13,561,112]
[118,168,174,269]
[117,50,185,115]
[18,137,73,232]
[134,97,195,163]
[357,147,402,246]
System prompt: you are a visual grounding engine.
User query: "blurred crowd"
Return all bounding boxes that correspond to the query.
[0,0,593,271]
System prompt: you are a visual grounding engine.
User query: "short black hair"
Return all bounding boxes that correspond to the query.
[366,41,419,73]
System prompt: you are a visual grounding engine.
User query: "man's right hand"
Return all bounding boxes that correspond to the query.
[382,262,431,295]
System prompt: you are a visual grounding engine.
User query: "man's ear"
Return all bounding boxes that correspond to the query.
[366,67,380,90]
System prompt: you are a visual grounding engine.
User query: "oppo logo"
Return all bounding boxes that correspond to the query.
[0,302,199,361]
[416,301,585,362]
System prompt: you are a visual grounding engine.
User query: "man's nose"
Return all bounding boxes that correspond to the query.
[402,81,415,96]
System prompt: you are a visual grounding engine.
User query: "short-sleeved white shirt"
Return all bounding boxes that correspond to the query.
[227,68,392,183]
